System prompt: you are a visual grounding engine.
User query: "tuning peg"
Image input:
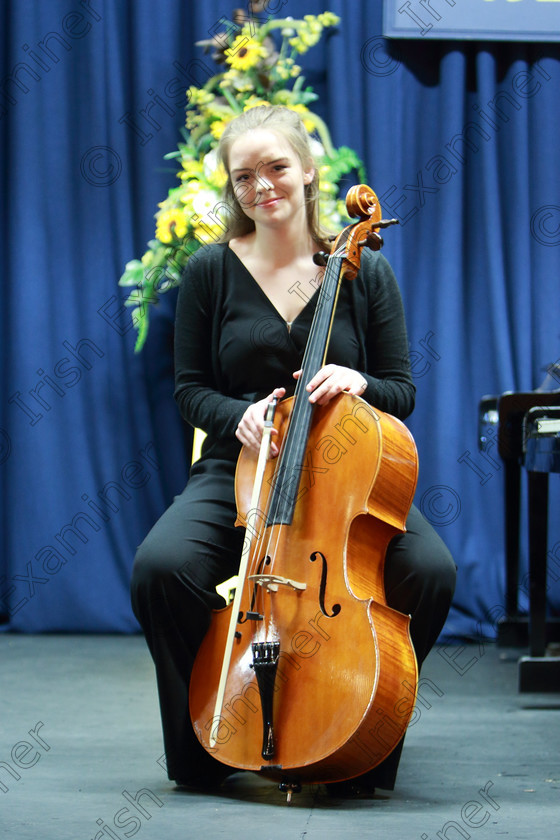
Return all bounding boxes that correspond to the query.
[367,232,383,250]
[358,232,384,251]
[312,251,330,267]
[375,218,400,229]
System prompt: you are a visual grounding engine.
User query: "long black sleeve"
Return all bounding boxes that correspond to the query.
[174,248,251,443]
[358,250,415,420]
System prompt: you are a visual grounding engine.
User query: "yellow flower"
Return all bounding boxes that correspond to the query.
[288,13,338,54]
[275,56,302,81]
[156,208,188,244]
[179,180,204,200]
[208,166,227,190]
[193,219,226,245]
[219,71,234,88]
[225,35,267,71]
[319,177,337,195]
[186,111,203,131]
[210,120,227,140]
[289,19,322,54]
[274,62,292,82]
[286,103,315,134]
[232,79,255,93]
[186,86,215,107]
[318,12,340,27]
[180,159,204,180]
[243,96,271,112]
[202,149,228,189]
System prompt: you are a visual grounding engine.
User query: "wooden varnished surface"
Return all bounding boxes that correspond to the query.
[191,394,418,781]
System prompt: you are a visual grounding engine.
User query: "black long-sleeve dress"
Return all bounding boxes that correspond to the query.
[130,242,456,790]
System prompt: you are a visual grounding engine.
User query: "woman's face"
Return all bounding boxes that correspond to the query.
[227,128,314,230]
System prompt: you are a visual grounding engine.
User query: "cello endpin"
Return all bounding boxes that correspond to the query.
[278,780,302,804]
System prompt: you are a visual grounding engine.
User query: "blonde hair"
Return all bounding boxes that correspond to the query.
[217,105,331,247]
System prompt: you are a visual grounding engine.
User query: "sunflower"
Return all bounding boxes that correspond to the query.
[224,34,267,71]
[155,208,188,244]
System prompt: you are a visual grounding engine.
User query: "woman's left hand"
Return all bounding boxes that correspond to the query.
[293,365,368,406]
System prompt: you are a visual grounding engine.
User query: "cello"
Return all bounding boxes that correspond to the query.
[189,184,419,800]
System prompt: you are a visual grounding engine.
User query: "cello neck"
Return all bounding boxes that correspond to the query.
[266,249,345,526]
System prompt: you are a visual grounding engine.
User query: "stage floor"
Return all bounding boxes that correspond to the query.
[1,634,558,839]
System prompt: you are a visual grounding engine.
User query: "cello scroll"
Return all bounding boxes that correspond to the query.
[330,184,399,280]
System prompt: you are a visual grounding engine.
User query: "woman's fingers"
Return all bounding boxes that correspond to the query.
[302,365,367,406]
[235,387,286,456]
[235,369,367,454]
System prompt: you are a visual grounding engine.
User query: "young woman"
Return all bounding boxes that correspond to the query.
[130,105,456,797]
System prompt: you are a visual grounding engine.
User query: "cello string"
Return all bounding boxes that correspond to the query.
[241,397,285,627]
[264,249,345,579]
[264,256,338,567]
[265,249,344,570]
[256,243,346,631]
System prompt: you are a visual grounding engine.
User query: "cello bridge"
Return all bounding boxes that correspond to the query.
[247,574,307,593]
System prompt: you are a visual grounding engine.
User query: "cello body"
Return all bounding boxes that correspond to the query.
[189,392,418,784]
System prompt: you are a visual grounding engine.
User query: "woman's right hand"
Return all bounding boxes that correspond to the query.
[235,387,286,457]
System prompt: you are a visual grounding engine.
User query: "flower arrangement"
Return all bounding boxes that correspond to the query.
[120,5,366,351]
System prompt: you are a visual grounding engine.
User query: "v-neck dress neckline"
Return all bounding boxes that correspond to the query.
[226,245,320,332]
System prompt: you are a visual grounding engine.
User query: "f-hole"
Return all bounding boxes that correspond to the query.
[309,551,341,618]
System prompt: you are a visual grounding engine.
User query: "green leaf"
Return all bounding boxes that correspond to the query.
[322,146,368,184]
[119,264,144,286]
[295,90,318,105]
[134,309,150,353]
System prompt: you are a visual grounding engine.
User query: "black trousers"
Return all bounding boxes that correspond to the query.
[130,457,456,789]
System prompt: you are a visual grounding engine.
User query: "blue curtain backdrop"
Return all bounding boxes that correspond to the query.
[1,0,559,637]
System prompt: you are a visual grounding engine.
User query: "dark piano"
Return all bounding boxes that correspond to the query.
[479,361,560,691]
